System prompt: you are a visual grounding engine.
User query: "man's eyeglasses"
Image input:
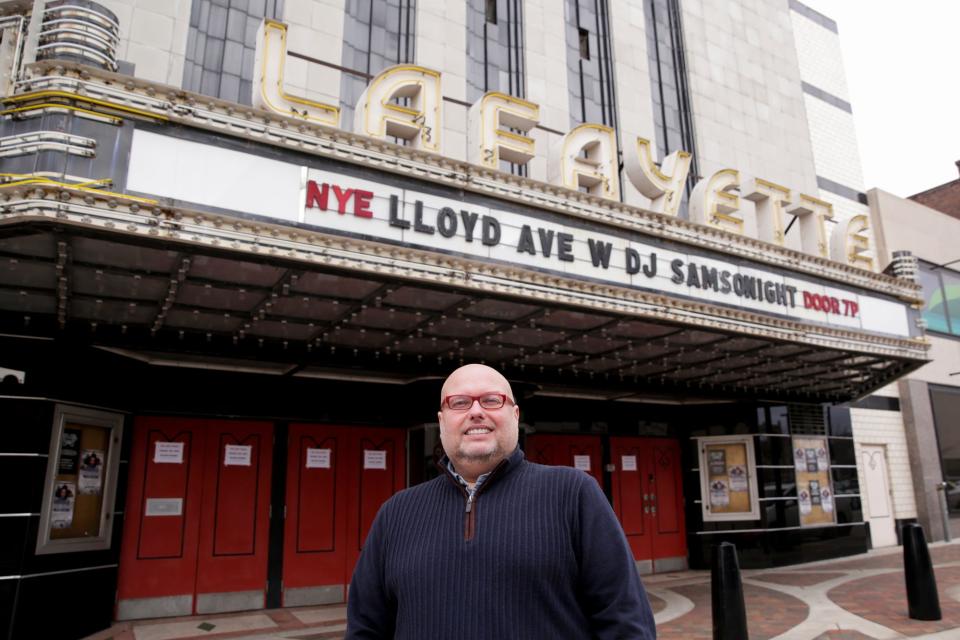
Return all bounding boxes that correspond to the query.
[441,393,515,411]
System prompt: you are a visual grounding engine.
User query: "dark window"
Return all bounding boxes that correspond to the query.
[466,0,526,175]
[182,0,284,105]
[339,0,417,127]
[643,0,699,216]
[565,0,616,129]
[931,384,960,514]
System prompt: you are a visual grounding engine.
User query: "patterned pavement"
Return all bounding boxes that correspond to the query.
[85,541,960,640]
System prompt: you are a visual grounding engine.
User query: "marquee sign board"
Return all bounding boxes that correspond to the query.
[127,130,913,340]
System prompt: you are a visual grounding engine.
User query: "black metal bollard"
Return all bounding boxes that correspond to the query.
[711,541,749,640]
[902,523,941,620]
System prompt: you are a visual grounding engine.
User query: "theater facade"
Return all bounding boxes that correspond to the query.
[0,2,929,638]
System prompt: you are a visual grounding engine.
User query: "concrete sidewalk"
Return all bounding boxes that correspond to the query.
[86,541,960,640]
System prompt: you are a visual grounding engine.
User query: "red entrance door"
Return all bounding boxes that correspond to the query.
[524,434,604,486]
[609,437,686,573]
[117,417,273,619]
[282,424,405,606]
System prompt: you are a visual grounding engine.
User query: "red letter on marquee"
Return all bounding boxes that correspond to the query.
[305,180,329,210]
[332,185,355,214]
[354,190,374,218]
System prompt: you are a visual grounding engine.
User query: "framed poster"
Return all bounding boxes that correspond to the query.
[698,435,760,521]
[792,436,836,527]
[36,404,125,554]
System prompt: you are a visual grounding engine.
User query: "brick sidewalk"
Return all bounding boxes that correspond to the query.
[86,542,960,640]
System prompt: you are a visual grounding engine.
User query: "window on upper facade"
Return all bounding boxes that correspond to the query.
[182,0,285,105]
[565,0,616,129]
[918,260,959,337]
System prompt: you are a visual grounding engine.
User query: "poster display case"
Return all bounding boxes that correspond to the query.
[698,436,760,521]
[36,404,124,554]
[792,436,836,526]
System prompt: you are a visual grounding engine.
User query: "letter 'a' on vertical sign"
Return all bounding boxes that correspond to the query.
[467,92,539,169]
[831,214,875,270]
[689,169,743,234]
[789,194,834,259]
[742,177,791,246]
[622,138,691,216]
[354,65,442,153]
[549,123,620,200]
[252,20,340,127]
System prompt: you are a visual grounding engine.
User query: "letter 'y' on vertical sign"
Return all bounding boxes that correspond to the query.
[354,65,442,153]
[831,214,874,270]
[549,124,620,200]
[467,92,539,169]
[689,169,743,234]
[790,194,834,259]
[623,138,691,216]
[742,177,791,246]
[252,20,340,126]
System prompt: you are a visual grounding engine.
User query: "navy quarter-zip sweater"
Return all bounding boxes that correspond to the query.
[346,448,656,639]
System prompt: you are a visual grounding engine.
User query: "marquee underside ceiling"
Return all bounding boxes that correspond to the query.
[0,226,923,403]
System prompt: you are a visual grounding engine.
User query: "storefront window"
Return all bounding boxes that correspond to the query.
[918,262,953,335]
[791,436,837,527]
[698,436,760,521]
[36,405,124,554]
[930,385,960,514]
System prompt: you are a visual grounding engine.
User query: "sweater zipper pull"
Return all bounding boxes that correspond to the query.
[465,493,475,513]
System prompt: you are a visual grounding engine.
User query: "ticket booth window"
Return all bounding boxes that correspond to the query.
[36,405,124,554]
[698,436,760,521]
[792,436,837,527]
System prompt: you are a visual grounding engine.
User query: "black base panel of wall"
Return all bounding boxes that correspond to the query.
[9,566,117,640]
[689,524,868,570]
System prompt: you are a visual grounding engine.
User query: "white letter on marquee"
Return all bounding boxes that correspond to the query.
[252,20,339,126]
[549,124,620,200]
[689,169,743,234]
[790,194,834,259]
[354,65,442,153]
[623,138,691,216]
[742,177,791,246]
[468,92,539,169]
[831,214,874,270]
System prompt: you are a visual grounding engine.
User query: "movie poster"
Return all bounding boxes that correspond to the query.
[729,465,748,492]
[51,481,76,529]
[58,428,81,474]
[78,449,104,495]
[709,479,730,507]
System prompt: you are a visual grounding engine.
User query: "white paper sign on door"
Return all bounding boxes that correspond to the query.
[621,455,638,471]
[820,487,834,513]
[798,489,812,515]
[306,448,331,469]
[573,455,591,472]
[364,450,387,470]
[224,444,252,466]
[154,441,184,464]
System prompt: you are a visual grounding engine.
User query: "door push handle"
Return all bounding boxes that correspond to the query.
[644,506,650,514]
[651,506,657,515]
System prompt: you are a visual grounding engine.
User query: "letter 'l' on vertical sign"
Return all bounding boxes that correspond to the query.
[623,138,691,216]
[354,65,443,153]
[549,124,620,201]
[468,92,539,169]
[689,169,743,234]
[252,20,340,126]
[831,214,875,270]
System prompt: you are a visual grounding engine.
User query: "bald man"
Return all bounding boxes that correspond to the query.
[346,364,656,639]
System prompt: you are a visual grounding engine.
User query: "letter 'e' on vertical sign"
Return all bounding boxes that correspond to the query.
[622,138,691,217]
[549,123,620,200]
[789,194,834,259]
[689,169,743,234]
[467,92,539,169]
[831,214,874,270]
[354,65,443,153]
[742,176,791,246]
[252,20,340,127]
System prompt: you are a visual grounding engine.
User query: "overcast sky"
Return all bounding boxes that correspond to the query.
[798,0,960,198]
